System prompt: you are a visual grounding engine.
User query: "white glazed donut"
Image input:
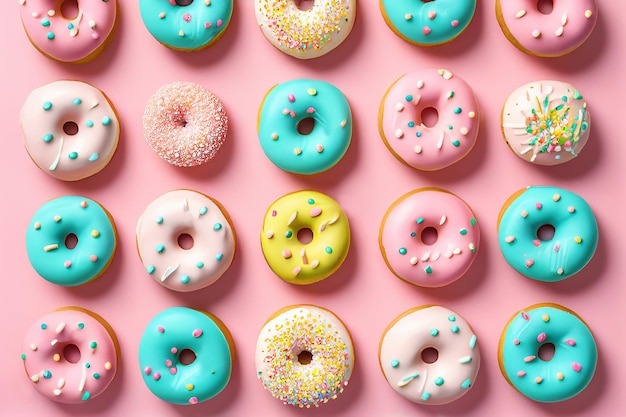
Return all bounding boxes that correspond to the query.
[136,189,236,292]
[379,305,480,405]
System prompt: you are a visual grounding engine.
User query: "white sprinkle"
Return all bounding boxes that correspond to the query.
[431,252,440,261]
[414,145,422,154]
[44,244,59,252]
[396,103,404,112]
[183,198,189,212]
[340,119,347,128]
[416,80,425,89]
[439,215,447,225]
[78,361,87,392]
[515,10,526,18]
[265,230,274,239]
[437,131,444,149]
[438,69,453,80]
[55,323,65,334]
[532,29,541,38]
[452,248,462,255]
[287,211,298,226]
[404,13,412,21]
[422,251,431,262]
[555,26,564,37]
[410,257,418,265]
[53,389,62,396]
[561,13,568,25]
[395,129,404,139]
[161,264,179,282]
[460,127,469,136]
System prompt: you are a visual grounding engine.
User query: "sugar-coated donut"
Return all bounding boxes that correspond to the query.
[136,189,236,292]
[21,80,120,181]
[143,81,228,167]
[258,79,352,175]
[380,188,480,288]
[497,186,598,282]
[379,68,479,171]
[139,0,233,51]
[21,307,119,403]
[138,307,234,405]
[496,0,598,57]
[380,0,476,46]
[19,0,118,63]
[498,303,597,402]
[502,80,590,166]
[255,305,354,408]
[379,305,480,405]
[261,190,350,285]
[254,0,356,59]
[26,196,117,287]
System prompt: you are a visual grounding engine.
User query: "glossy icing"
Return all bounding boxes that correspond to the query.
[498,186,598,282]
[499,304,597,402]
[139,0,233,51]
[380,188,479,288]
[258,79,352,175]
[21,80,120,181]
[379,305,480,405]
[502,80,590,166]
[19,0,118,63]
[143,81,228,167]
[26,196,117,286]
[381,0,476,46]
[136,189,236,292]
[261,190,350,285]
[254,0,356,59]
[138,307,233,405]
[21,307,119,403]
[496,0,598,57]
[255,305,354,408]
[379,68,479,171]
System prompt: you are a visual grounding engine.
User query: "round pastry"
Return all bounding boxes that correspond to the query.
[255,305,354,408]
[136,189,236,292]
[138,307,234,405]
[143,81,228,167]
[379,305,480,405]
[379,68,479,171]
[21,80,120,181]
[380,188,479,288]
[496,0,598,57]
[497,186,598,282]
[254,0,356,59]
[139,0,233,51]
[19,0,118,63]
[21,307,119,403]
[258,79,352,175]
[498,303,597,402]
[501,80,590,166]
[380,0,476,46]
[26,196,117,287]
[260,190,350,285]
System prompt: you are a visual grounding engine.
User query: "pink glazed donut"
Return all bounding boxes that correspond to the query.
[379,68,479,171]
[496,0,598,57]
[379,188,480,287]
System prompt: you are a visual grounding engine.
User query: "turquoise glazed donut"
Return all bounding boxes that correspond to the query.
[258,79,352,175]
[498,304,597,402]
[380,0,476,46]
[138,307,234,405]
[26,196,117,286]
[497,186,598,282]
[139,0,233,51]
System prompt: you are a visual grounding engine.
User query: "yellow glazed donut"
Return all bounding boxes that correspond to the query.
[260,190,350,285]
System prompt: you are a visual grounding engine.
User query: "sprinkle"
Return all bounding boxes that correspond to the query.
[525,259,534,268]
[404,13,412,21]
[421,391,431,400]
[104,361,112,371]
[416,80,425,89]
[557,372,564,380]
[535,377,543,384]
[340,119,347,128]
[307,88,317,96]
[568,206,576,213]
[34,222,41,230]
[180,275,190,284]
[189,397,199,404]
[216,253,223,261]
[213,223,222,231]
[82,391,91,401]
[53,353,61,362]
[515,10,527,18]
[564,339,576,346]
[68,152,78,160]
[517,370,526,377]
[64,260,72,268]
[451,20,459,27]
[399,247,407,255]
[153,372,161,381]
[156,244,165,253]
[414,145,422,154]
[537,332,547,343]
[410,257,418,265]
[316,144,324,153]
[54,215,61,222]
[532,29,541,38]
[91,230,100,238]
[430,328,439,336]
[282,250,292,259]
[396,103,404,112]
[394,129,404,139]
[571,362,582,372]
[325,246,333,254]
[391,360,399,368]
[459,228,467,235]
[536,202,543,210]
[524,355,537,363]
[574,236,582,244]
[147,265,155,274]
[461,379,471,389]
[43,133,53,142]
[310,207,322,217]
[469,335,477,349]
[505,236,515,243]
[144,366,152,376]
[584,10,593,18]
[424,266,433,274]
[542,314,550,322]
[293,266,301,276]
[459,127,468,136]
[271,132,278,140]
[264,231,274,239]
[44,244,59,252]
[468,111,476,119]
[293,147,302,155]
[521,210,528,218]
[186,384,194,391]
[451,325,459,333]
[102,116,111,126]
[428,11,436,19]
[434,377,444,386]
[192,329,203,338]
[179,30,185,37]
[43,370,52,379]
[43,101,52,111]
[459,356,472,364]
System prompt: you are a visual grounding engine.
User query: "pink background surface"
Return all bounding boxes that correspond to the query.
[2,1,625,416]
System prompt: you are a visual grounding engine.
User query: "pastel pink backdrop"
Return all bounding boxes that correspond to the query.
[2,1,624,416]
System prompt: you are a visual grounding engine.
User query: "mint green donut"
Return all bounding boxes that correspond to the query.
[499,304,597,402]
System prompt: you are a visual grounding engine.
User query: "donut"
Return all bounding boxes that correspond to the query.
[139,0,233,51]
[379,305,480,405]
[380,188,480,288]
[19,0,118,63]
[501,80,590,166]
[26,196,117,287]
[379,68,479,171]
[138,307,234,405]
[380,0,476,46]
[255,305,354,408]
[260,190,350,285]
[254,0,356,59]
[136,189,236,292]
[21,307,119,403]
[143,81,228,167]
[497,186,598,282]
[258,79,352,175]
[20,80,120,181]
[498,303,597,402]
[496,0,598,57]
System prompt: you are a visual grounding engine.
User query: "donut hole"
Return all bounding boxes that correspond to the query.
[536,224,556,241]
[419,107,439,128]
[63,121,79,136]
[538,342,556,362]
[60,0,79,20]
[537,0,554,15]
[175,0,194,6]
[297,228,314,245]
[296,118,315,135]
[420,227,438,245]
[179,348,197,365]
[62,343,81,364]
[293,0,315,11]
[177,233,194,250]
[421,347,439,364]
[64,233,79,250]
[297,350,314,365]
